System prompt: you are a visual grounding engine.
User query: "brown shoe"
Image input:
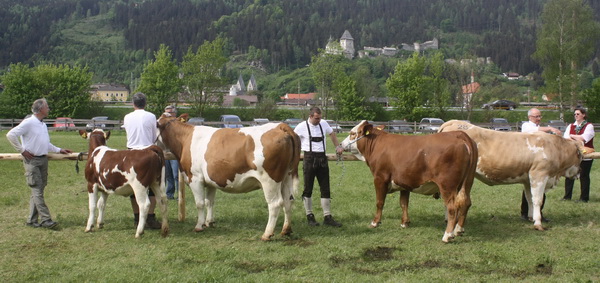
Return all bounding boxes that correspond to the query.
[145,214,161,230]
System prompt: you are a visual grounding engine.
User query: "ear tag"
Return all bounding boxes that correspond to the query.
[179,117,186,122]
[365,130,370,135]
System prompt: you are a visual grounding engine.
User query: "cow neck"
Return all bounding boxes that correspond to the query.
[359,130,380,160]
[160,119,190,160]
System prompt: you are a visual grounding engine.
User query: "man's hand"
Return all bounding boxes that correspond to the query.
[336,145,344,155]
[59,148,73,154]
[21,151,33,160]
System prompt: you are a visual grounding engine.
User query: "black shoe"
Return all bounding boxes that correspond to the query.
[520,214,529,221]
[41,220,58,229]
[324,215,342,227]
[306,213,320,226]
[145,215,162,230]
[542,217,550,223]
[26,222,41,228]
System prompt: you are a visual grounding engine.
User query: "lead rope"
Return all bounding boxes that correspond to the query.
[334,135,364,187]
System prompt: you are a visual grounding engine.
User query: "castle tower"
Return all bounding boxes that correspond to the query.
[340,30,355,59]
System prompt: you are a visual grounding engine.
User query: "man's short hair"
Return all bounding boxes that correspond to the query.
[132,92,147,108]
[309,107,322,116]
[32,98,47,114]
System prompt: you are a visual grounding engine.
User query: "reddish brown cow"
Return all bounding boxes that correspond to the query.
[340,121,478,242]
[80,129,168,238]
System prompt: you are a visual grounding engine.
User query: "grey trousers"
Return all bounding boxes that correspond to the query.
[23,156,51,223]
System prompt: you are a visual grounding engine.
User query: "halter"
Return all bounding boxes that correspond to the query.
[155,117,180,144]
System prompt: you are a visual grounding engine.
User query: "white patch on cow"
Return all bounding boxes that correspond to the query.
[340,121,367,161]
[526,138,547,158]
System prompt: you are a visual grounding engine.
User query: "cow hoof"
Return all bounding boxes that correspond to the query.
[206,222,216,228]
[97,223,104,229]
[261,234,273,241]
[281,227,292,236]
[369,221,381,228]
[194,227,204,232]
[534,224,545,231]
[84,228,93,233]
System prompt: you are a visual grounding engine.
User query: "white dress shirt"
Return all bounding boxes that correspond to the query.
[6,116,61,155]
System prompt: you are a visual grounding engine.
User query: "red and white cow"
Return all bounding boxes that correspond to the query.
[156,114,300,241]
[80,129,169,238]
[340,121,478,242]
[439,120,582,230]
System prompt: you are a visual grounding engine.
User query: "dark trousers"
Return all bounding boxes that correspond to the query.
[564,160,594,201]
[302,152,330,199]
[521,191,545,216]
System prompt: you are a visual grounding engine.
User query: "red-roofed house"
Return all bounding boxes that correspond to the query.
[461,72,480,108]
[279,93,317,106]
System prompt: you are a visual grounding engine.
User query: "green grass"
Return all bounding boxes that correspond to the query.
[1,130,599,282]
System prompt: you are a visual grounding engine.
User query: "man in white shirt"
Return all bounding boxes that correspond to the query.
[519,108,561,222]
[294,107,344,227]
[122,92,161,229]
[6,98,72,229]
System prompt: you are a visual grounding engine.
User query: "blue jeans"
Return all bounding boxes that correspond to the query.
[165,159,179,198]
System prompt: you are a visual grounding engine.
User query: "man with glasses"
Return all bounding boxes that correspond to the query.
[519,107,562,222]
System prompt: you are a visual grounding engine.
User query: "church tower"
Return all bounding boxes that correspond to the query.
[340,30,355,59]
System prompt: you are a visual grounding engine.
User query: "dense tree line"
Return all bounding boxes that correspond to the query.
[2,0,600,84]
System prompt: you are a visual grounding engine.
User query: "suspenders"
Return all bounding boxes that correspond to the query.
[307,121,326,152]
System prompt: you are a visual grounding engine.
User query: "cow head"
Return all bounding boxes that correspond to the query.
[79,129,110,152]
[340,121,384,161]
[156,113,193,154]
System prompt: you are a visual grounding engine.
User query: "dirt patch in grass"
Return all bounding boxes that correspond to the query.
[362,246,397,261]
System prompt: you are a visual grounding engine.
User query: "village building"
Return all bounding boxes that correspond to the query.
[90,84,129,102]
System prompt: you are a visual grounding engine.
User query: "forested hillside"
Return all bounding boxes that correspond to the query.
[1,0,600,84]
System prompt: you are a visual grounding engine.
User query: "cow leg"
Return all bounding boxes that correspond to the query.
[151,180,169,237]
[370,178,388,228]
[189,181,207,232]
[399,190,410,228]
[523,183,533,220]
[85,185,98,233]
[455,180,473,236]
[261,181,283,241]
[205,187,217,227]
[529,177,547,231]
[96,190,109,229]
[280,177,294,237]
[132,185,150,238]
[440,189,458,243]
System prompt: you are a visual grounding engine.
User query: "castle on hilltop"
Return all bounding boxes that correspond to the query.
[325,30,439,59]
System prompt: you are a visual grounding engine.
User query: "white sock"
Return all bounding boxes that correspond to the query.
[303,197,313,215]
[321,198,332,217]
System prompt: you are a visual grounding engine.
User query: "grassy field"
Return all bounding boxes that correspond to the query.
[0,130,599,282]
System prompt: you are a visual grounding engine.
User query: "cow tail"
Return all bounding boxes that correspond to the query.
[149,146,166,188]
[279,123,301,197]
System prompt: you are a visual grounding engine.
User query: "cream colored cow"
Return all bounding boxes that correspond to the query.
[439,120,582,231]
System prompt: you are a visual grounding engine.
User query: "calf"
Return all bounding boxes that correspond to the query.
[79,129,168,238]
[340,121,478,242]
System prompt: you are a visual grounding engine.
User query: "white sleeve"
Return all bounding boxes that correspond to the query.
[581,123,595,143]
[6,122,27,153]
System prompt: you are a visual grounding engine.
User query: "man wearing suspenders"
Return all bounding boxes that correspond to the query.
[294,107,344,227]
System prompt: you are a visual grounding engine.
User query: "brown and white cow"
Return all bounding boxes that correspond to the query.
[438,120,582,230]
[79,129,169,238]
[340,121,478,242]
[156,114,300,241]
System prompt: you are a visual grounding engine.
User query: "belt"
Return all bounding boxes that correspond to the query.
[303,151,326,155]
[34,155,47,157]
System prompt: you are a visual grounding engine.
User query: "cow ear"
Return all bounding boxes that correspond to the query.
[105,131,111,140]
[79,130,88,139]
[179,113,190,122]
[363,124,374,136]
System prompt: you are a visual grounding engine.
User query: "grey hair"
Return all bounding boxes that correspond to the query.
[132,92,147,108]
[164,105,176,112]
[32,98,48,114]
[527,108,540,116]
